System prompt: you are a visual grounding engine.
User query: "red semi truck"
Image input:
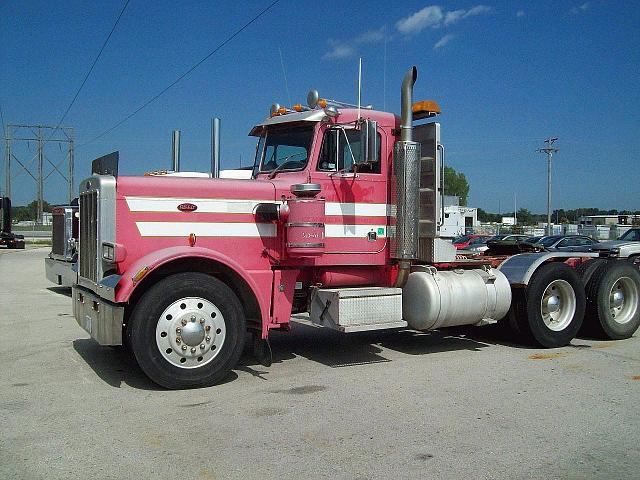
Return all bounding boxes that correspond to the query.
[72,67,640,389]
[0,197,25,249]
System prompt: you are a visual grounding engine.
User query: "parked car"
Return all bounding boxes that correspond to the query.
[530,235,599,252]
[452,234,490,250]
[467,234,529,253]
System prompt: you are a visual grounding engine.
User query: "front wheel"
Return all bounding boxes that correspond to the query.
[509,262,586,348]
[129,272,246,389]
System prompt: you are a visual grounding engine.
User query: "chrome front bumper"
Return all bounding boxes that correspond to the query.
[72,285,123,345]
[45,257,77,287]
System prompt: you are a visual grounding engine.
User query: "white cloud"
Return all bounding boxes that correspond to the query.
[322,27,386,61]
[516,10,525,18]
[355,27,386,44]
[434,34,455,49]
[444,9,465,26]
[570,2,591,14]
[322,42,355,60]
[396,4,491,34]
[396,6,444,34]
[465,5,492,17]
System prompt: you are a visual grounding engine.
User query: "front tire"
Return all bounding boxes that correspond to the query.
[510,262,586,347]
[583,260,640,339]
[129,272,246,389]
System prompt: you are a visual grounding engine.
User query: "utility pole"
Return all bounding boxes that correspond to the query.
[4,124,74,223]
[537,137,559,236]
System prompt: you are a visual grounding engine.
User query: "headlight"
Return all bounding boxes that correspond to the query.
[102,242,115,262]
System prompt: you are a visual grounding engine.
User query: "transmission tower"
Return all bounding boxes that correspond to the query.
[4,124,74,223]
[537,137,559,236]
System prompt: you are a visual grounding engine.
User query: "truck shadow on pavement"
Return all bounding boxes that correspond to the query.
[72,339,238,390]
[72,323,533,389]
[47,286,72,297]
[239,322,512,373]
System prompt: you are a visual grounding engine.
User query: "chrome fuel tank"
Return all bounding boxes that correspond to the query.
[402,266,512,330]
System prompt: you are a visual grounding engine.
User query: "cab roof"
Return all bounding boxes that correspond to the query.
[249,108,399,136]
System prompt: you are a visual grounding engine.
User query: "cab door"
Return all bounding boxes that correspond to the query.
[311,125,388,259]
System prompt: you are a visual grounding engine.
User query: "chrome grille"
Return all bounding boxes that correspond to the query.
[51,212,66,256]
[80,191,98,282]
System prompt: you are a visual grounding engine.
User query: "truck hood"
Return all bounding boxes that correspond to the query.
[116,175,276,203]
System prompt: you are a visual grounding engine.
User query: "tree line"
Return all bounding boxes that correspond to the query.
[477,208,640,225]
[10,200,53,223]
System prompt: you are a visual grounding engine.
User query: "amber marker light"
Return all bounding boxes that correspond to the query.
[189,233,197,247]
[132,266,150,283]
[412,100,442,120]
[317,98,327,108]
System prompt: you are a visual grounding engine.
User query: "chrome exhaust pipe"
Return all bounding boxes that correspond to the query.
[400,66,417,142]
[393,66,420,287]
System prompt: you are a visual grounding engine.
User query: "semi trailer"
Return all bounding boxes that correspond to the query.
[72,66,640,389]
[45,200,79,287]
[0,197,25,249]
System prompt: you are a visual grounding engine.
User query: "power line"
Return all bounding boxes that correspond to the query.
[79,0,281,148]
[49,0,131,139]
[0,102,6,136]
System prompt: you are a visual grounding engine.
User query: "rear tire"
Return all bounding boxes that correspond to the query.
[510,262,586,347]
[129,272,246,389]
[583,260,640,339]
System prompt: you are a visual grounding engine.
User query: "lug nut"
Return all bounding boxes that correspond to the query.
[181,345,187,351]
[205,325,211,332]
[176,327,182,334]
[191,347,196,354]
[181,319,187,326]
[200,318,205,324]
[200,344,205,350]
[206,335,211,342]
[190,315,196,322]
[176,337,181,344]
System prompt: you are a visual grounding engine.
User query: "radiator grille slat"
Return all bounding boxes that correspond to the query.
[80,191,98,282]
[51,213,65,256]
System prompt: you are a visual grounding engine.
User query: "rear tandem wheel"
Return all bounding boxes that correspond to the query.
[581,260,640,339]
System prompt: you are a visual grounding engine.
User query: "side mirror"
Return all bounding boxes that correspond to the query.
[359,119,379,164]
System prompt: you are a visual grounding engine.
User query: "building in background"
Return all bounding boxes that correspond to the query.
[579,214,640,226]
[440,195,478,238]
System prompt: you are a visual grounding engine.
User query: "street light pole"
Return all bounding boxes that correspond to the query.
[537,137,559,236]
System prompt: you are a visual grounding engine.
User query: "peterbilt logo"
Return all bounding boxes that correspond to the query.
[177,203,198,212]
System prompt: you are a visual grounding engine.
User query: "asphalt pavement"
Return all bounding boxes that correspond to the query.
[1,248,639,479]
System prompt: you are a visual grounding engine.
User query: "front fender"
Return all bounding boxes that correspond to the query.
[114,246,271,324]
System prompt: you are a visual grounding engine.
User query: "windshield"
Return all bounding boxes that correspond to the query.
[619,229,640,241]
[254,126,314,175]
[453,235,471,244]
[538,236,561,247]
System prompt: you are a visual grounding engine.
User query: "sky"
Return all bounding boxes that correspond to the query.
[1,0,639,212]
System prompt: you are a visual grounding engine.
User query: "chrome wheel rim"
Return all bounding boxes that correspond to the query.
[609,277,638,325]
[155,297,226,369]
[540,279,576,331]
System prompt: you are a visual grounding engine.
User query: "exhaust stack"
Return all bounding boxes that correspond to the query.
[393,67,421,287]
[211,118,220,178]
[172,130,181,172]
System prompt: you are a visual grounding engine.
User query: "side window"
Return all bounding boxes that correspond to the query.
[317,128,381,174]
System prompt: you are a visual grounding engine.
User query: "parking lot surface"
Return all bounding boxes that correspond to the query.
[1,248,639,479]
